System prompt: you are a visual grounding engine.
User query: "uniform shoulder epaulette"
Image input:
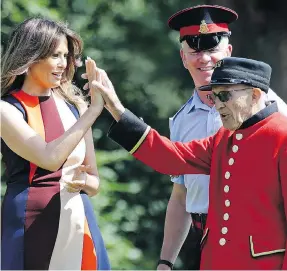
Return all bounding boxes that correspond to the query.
[170,95,194,122]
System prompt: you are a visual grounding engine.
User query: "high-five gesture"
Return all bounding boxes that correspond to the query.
[82,58,125,121]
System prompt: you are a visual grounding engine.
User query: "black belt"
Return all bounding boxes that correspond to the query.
[190,213,207,230]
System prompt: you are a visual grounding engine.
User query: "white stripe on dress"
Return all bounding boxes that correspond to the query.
[49,93,87,270]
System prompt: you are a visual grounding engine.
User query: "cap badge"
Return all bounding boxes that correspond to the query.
[215,60,223,68]
[199,20,209,34]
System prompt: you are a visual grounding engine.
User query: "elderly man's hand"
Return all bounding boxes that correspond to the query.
[82,58,125,121]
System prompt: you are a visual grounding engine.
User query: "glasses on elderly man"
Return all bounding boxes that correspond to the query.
[207,87,252,104]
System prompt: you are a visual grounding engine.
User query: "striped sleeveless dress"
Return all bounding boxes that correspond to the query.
[1,90,110,270]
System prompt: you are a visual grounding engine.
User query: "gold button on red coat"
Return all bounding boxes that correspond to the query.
[223,213,229,220]
[236,133,243,140]
[232,145,239,153]
[219,238,226,246]
[228,158,234,165]
[224,185,230,193]
[225,200,231,207]
[225,171,231,179]
[221,227,228,234]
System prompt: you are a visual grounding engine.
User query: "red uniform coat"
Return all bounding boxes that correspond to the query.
[108,104,287,270]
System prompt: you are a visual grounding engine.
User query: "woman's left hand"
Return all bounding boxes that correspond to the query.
[65,165,91,193]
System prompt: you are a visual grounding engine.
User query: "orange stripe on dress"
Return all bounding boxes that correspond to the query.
[81,217,97,270]
[12,90,46,184]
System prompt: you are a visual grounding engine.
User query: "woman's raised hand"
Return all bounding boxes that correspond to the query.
[85,57,105,112]
[82,57,125,121]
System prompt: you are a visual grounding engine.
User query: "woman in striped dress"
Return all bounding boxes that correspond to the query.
[1,18,110,270]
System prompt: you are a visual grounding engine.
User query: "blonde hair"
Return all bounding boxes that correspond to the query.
[1,17,86,108]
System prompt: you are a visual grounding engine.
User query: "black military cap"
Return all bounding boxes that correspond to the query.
[199,57,272,93]
[168,5,238,51]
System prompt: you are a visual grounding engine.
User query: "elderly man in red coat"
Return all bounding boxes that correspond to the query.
[88,56,287,270]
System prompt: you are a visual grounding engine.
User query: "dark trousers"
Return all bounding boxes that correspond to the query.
[187,213,207,270]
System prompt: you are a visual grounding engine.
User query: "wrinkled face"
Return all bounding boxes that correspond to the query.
[26,35,68,92]
[180,38,232,88]
[212,84,254,130]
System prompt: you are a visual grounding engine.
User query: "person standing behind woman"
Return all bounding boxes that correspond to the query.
[158,5,287,270]
[1,18,110,270]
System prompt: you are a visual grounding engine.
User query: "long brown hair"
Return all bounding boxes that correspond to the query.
[1,17,86,108]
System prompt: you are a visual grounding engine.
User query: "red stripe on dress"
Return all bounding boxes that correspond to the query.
[24,185,61,269]
[38,95,65,142]
[25,94,66,269]
[29,95,66,183]
[12,91,63,269]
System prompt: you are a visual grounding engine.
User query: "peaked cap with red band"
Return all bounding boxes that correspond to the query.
[168,5,238,37]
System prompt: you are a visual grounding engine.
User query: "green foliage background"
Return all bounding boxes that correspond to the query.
[1,0,287,269]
